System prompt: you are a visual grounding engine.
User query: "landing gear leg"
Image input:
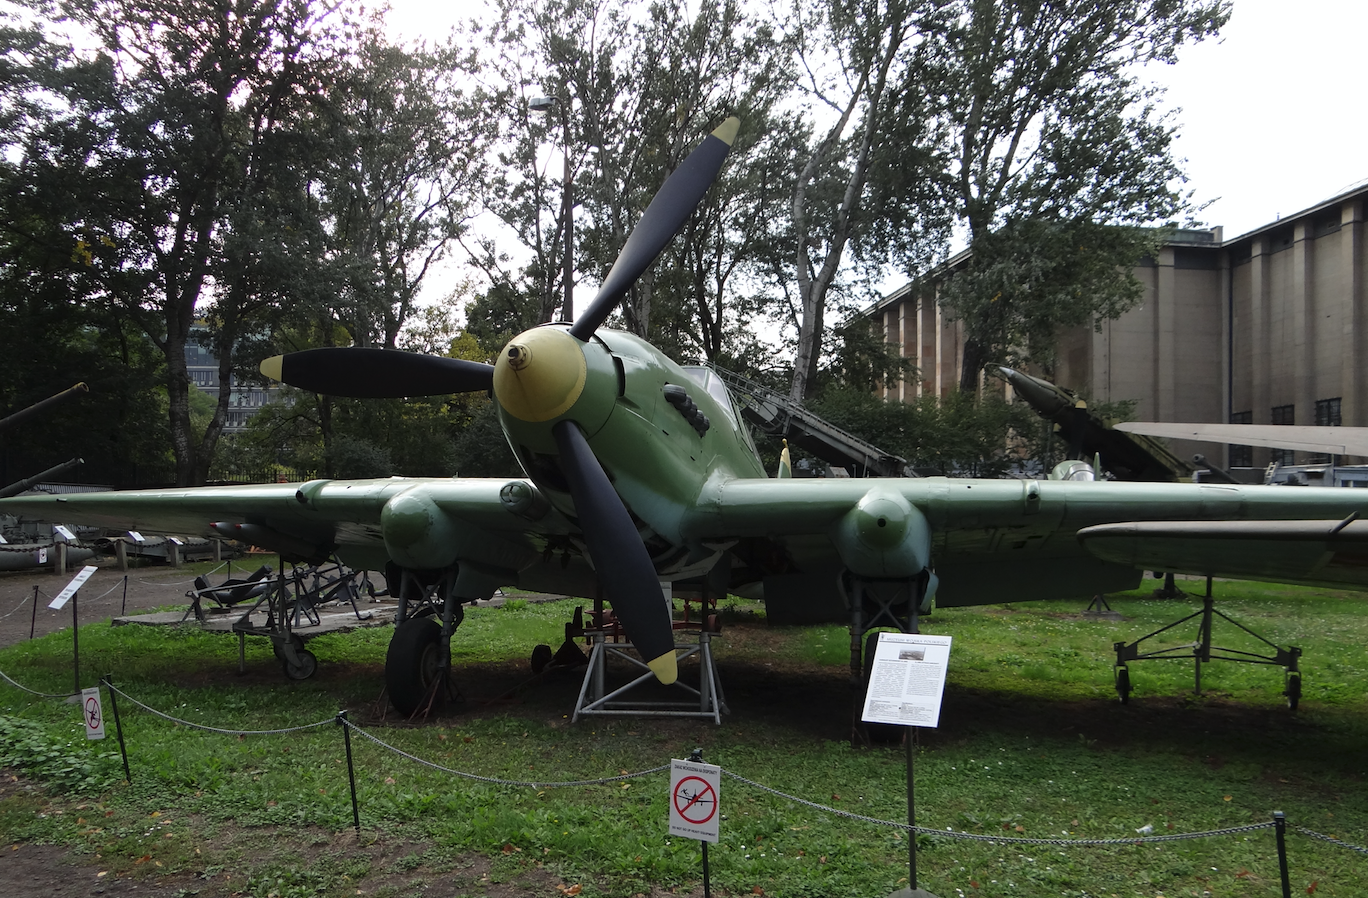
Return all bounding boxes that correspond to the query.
[844,571,928,745]
[385,567,466,717]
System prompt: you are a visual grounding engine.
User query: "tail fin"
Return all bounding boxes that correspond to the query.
[777,439,792,479]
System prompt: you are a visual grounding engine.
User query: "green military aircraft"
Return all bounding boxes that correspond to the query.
[6,118,1368,715]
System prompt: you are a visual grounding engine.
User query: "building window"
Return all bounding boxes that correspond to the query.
[1271,404,1295,466]
[1229,410,1252,468]
[1311,398,1342,464]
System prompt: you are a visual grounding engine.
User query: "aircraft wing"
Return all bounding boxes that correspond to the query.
[9,474,1368,607]
[1115,422,1368,457]
[0,478,571,590]
[684,477,1368,601]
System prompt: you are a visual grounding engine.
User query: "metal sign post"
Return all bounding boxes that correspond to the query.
[670,750,720,898]
[49,565,97,695]
[861,632,952,898]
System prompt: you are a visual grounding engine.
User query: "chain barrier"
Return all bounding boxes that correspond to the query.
[80,579,126,604]
[0,660,1364,869]
[0,578,125,628]
[341,718,669,789]
[720,769,1276,846]
[0,591,31,622]
[1296,826,1368,857]
[0,667,78,699]
[0,543,61,556]
[131,558,233,588]
[103,682,334,736]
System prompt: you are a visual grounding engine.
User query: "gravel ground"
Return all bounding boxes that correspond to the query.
[0,558,210,651]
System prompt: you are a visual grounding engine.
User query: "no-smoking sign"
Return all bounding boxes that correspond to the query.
[668,759,720,842]
[81,686,105,740]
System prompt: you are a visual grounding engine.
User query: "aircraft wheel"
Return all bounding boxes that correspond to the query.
[283,648,318,680]
[387,617,444,716]
[1115,666,1131,705]
[1285,672,1301,711]
[530,643,553,674]
[277,636,318,680]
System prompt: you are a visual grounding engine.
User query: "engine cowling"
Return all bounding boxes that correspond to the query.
[830,487,931,579]
[381,489,459,570]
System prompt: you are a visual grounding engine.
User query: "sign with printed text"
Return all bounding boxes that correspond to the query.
[48,565,98,610]
[860,632,952,728]
[668,758,720,843]
[81,687,105,740]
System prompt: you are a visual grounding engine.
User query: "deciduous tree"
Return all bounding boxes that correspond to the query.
[932,0,1229,389]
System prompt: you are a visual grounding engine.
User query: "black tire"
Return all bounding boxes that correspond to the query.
[276,635,318,680]
[1285,673,1301,711]
[1116,666,1131,705]
[861,631,901,744]
[283,648,318,680]
[387,617,445,716]
[530,643,553,674]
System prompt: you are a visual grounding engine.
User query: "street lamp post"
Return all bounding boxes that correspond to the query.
[530,96,573,322]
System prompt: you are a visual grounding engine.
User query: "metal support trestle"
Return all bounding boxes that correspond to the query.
[1113,576,1302,708]
[572,631,727,723]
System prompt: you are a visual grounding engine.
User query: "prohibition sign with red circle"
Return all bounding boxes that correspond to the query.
[672,776,717,825]
[84,696,102,731]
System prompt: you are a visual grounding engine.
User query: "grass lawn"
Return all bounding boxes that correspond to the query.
[0,578,1364,897]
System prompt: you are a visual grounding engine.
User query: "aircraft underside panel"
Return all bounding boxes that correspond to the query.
[931,555,1141,607]
[1080,528,1368,591]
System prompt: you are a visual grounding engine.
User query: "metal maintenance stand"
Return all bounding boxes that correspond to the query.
[1112,575,1303,708]
[572,629,727,723]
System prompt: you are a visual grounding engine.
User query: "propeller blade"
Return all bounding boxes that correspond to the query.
[261,348,494,398]
[568,117,739,342]
[552,419,677,684]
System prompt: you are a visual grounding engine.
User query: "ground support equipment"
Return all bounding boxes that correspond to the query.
[1112,575,1302,708]
[228,559,375,680]
[571,628,727,724]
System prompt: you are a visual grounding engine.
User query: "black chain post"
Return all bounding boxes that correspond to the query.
[688,747,711,898]
[1274,811,1291,898]
[101,676,131,784]
[338,711,361,834]
[28,585,38,640]
[71,589,80,695]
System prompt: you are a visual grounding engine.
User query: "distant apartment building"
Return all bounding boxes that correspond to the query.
[868,182,1368,468]
[184,332,278,435]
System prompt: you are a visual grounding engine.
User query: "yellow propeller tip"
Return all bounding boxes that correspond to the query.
[712,117,740,147]
[260,355,283,382]
[647,651,678,685]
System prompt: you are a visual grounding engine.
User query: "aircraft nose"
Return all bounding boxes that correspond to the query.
[493,326,588,423]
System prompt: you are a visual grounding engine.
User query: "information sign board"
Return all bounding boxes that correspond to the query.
[48,565,98,610]
[860,632,952,728]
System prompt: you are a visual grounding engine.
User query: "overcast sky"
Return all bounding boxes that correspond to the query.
[1142,0,1368,238]
[386,0,1367,241]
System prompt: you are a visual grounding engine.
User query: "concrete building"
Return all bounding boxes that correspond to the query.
[869,182,1368,468]
[184,330,279,435]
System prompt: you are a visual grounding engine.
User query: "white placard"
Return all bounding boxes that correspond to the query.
[127,531,145,544]
[52,525,75,542]
[860,632,952,728]
[81,687,105,740]
[48,564,98,610]
[668,758,721,843]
